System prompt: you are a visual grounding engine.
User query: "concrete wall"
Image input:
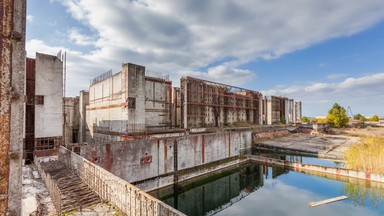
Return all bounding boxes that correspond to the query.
[86,63,172,139]
[35,53,63,138]
[0,0,26,213]
[81,130,252,190]
[145,77,172,129]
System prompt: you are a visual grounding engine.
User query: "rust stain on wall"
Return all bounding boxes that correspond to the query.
[201,135,205,164]
[163,139,167,173]
[104,144,113,171]
[0,0,14,212]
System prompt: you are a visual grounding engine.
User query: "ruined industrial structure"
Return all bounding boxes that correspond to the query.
[24,53,63,163]
[180,77,263,128]
[18,57,303,214]
[58,62,303,143]
[263,96,302,125]
[85,63,172,141]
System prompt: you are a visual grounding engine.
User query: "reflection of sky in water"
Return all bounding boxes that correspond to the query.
[152,162,384,216]
[216,170,384,216]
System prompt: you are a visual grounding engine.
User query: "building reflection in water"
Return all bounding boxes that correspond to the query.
[150,163,289,216]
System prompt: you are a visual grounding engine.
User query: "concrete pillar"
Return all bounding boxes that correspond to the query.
[183,79,188,129]
[0,0,26,214]
[259,95,263,125]
[79,90,89,143]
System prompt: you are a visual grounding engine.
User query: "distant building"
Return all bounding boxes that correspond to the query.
[24,53,63,162]
[263,96,301,125]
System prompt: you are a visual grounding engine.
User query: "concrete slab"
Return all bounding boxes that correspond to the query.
[255,133,359,159]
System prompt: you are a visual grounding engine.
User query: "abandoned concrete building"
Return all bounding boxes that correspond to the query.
[24,53,63,162]
[179,76,263,128]
[79,62,303,143]
[85,63,172,141]
[263,96,302,125]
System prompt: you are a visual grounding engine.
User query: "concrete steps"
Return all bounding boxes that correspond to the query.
[39,160,102,214]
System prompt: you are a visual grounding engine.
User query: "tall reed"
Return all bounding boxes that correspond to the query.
[344,137,384,174]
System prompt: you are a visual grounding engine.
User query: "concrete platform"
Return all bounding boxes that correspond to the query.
[254,133,359,159]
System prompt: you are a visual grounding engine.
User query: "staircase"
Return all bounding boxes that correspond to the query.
[39,160,101,213]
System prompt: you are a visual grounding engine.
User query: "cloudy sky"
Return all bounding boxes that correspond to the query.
[26,0,384,117]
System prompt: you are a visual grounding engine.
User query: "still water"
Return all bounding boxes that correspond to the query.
[150,162,384,216]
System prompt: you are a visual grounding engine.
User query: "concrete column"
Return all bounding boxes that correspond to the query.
[259,95,263,125]
[79,90,89,143]
[183,80,188,129]
[0,0,26,214]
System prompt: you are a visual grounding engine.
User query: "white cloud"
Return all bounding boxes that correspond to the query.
[68,28,97,46]
[26,0,384,113]
[26,15,34,23]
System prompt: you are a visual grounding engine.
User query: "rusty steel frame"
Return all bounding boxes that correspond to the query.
[0,0,26,214]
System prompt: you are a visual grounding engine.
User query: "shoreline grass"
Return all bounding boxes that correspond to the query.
[344,137,384,174]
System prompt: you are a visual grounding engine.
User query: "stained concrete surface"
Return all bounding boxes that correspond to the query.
[256,133,360,159]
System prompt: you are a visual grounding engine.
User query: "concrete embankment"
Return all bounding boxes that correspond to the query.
[247,155,384,183]
[252,132,359,160]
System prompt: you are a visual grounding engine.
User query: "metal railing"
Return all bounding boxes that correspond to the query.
[59,146,185,216]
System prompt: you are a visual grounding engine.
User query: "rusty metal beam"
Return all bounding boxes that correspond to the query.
[0,0,26,214]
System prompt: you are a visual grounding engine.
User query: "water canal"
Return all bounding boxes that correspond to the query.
[149,158,384,216]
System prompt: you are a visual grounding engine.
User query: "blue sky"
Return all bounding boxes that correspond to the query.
[26,0,384,117]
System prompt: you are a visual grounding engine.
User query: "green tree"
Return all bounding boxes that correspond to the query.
[326,103,349,128]
[370,115,379,122]
[353,113,366,122]
[302,116,310,123]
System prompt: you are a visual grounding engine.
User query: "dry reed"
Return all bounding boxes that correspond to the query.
[344,137,384,174]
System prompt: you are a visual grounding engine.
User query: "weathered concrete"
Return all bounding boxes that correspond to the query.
[81,130,252,190]
[78,90,89,144]
[86,63,172,139]
[248,155,384,183]
[0,0,26,214]
[253,133,359,159]
[59,147,185,215]
[34,53,63,138]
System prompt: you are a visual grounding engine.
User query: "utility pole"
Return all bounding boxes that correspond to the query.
[0,0,26,215]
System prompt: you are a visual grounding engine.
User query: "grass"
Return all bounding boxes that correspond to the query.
[344,137,384,174]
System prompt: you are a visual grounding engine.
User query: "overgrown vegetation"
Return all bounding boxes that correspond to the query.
[353,113,366,122]
[302,116,310,123]
[370,115,379,122]
[344,137,384,174]
[326,103,349,128]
